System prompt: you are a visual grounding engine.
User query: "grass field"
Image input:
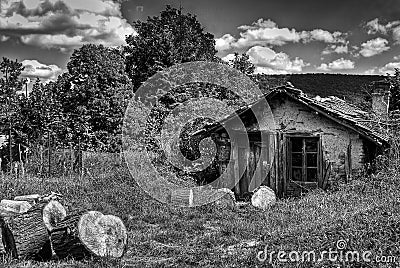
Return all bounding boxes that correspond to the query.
[0,150,400,268]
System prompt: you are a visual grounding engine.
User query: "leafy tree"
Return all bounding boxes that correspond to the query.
[228,52,255,76]
[19,78,64,145]
[52,44,133,152]
[0,57,25,169]
[124,5,217,90]
[386,68,400,112]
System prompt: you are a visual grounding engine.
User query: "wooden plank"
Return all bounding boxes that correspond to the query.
[249,144,260,192]
[275,133,280,196]
[278,133,284,197]
[282,134,287,198]
[318,137,324,188]
[270,134,276,193]
[238,146,248,196]
[233,142,240,195]
[346,141,352,183]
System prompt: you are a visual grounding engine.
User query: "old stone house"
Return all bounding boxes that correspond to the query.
[193,81,390,198]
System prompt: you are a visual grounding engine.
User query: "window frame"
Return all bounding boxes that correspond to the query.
[287,135,321,183]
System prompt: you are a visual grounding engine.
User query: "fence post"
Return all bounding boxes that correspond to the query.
[9,120,12,174]
[48,129,51,177]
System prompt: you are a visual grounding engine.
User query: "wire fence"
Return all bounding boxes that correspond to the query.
[0,143,124,179]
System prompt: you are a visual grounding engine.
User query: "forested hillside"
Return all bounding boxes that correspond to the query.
[255,73,384,105]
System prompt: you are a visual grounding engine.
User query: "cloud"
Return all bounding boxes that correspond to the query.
[394,55,400,61]
[365,18,388,34]
[221,53,236,62]
[215,18,347,52]
[302,29,346,44]
[365,61,400,75]
[0,0,135,51]
[0,35,10,42]
[322,44,349,55]
[21,59,63,81]
[364,18,400,43]
[380,62,400,74]
[215,34,236,52]
[393,25,400,43]
[359,37,390,57]
[237,18,277,31]
[236,19,301,48]
[317,58,355,71]
[247,46,307,74]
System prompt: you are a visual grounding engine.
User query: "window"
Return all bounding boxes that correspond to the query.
[289,137,319,182]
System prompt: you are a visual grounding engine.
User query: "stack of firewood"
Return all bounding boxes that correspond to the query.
[0,193,127,261]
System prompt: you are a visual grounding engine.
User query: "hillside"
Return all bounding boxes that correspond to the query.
[255,73,385,105]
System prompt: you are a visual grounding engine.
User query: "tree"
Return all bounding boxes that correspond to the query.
[124,5,217,90]
[20,78,64,145]
[0,57,25,170]
[52,44,133,152]
[228,52,255,76]
[386,68,400,112]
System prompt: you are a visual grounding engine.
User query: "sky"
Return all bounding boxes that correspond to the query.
[0,0,400,83]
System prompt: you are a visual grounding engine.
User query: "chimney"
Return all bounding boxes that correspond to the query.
[371,80,391,117]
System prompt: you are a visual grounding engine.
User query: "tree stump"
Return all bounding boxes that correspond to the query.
[41,200,67,232]
[0,200,32,214]
[14,194,41,205]
[51,211,127,260]
[0,207,50,260]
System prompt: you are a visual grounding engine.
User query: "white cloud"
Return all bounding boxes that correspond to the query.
[393,25,400,43]
[364,18,400,43]
[215,34,236,52]
[247,46,307,74]
[364,61,400,75]
[322,44,349,55]
[236,21,301,48]
[394,55,400,61]
[359,37,390,57]
[0,0,135,51]
[0,35,9,42]
[379,62,400,74]
[365,18,388,35]
[215,18,347,52]
[21,59,63,82]
[364,68,379,75]
[238,18,277,31]
[221,53,235,62]
[302,29,346,44]
[317,58,355,71]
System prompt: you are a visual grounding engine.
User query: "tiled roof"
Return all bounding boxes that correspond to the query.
[285,87,390,144]
[192,84,390,146]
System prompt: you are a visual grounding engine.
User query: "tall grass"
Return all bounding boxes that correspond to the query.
[0,134,400,267]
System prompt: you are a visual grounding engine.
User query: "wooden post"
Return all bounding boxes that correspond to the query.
[18,144,24,178]
[9,120,12,174]
[48,129,51,177]
[78,137,81,178]
[40,145,43,176]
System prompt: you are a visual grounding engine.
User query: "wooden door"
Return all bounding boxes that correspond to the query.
[233,132,274,198]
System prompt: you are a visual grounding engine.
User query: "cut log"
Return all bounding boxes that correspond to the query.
[0,207,51,260]
[14,194,41,205]
[0,200,32,214]
[51,211,127,260]
[42,200,67,232]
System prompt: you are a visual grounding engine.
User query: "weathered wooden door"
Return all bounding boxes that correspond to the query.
[232,132,275,198]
